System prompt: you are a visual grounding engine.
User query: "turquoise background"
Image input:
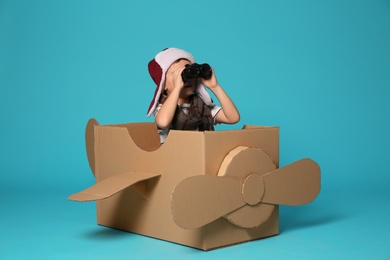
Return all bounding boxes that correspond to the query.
[1,0,389,259]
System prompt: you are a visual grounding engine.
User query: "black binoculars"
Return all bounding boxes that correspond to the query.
[181,63,212,82]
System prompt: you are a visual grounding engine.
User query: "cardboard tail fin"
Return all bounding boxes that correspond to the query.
[68,172,161,202]
[85,118,99,176]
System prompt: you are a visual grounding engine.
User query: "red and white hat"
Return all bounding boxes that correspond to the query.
[147,47,212,117]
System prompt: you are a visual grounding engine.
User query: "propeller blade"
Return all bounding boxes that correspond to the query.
[171,175,245,229]
[261,158,320,206]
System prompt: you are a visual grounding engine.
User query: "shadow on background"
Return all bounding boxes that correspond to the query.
[279,202,346,234]
[81,226,132,241]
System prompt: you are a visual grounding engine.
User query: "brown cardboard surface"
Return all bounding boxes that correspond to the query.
[69,119,320,250]
[261,158,321,206]
[68,171,161,201]
[171,175,245,229]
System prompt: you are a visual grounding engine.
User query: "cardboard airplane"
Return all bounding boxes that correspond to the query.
[69,118,321,250]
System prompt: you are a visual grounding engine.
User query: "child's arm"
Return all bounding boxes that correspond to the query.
[202,68,240,124]
[155,68,185,129]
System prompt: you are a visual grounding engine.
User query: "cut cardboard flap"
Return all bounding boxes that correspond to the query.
[68,171,160,202]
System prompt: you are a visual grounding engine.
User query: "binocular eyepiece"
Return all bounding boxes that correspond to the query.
[181,63,212,83]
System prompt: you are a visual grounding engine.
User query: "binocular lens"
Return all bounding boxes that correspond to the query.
[199,64,212,79]
[182,63,212,82]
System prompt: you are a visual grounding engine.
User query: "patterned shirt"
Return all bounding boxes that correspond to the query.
[154,102,221,143]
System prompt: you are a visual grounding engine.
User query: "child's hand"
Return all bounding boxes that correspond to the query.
[170,67,185,91]
[202,68,219,89]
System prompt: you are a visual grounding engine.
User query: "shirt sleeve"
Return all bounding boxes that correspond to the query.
[210,104,222,125]
[153,103,163,117]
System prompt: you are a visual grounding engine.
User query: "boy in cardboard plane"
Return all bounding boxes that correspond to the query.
[147,48,240,143]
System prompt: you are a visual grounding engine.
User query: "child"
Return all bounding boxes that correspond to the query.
[147,48,240,143]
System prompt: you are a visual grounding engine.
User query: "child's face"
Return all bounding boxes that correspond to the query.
[164,59,197,99]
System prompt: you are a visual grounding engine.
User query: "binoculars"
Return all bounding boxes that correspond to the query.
[181,63,212,82]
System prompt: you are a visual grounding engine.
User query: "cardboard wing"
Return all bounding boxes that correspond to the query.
[68,171,161,201]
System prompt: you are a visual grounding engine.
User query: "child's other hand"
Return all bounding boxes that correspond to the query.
[171,67,185,90]
[202,67,219,89]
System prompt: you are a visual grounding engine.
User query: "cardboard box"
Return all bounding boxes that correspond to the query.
[69,119,320,250]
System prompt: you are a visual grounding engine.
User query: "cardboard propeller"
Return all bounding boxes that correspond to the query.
[171,146,320,229]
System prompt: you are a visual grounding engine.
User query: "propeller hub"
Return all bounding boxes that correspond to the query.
[242,174,264,205]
